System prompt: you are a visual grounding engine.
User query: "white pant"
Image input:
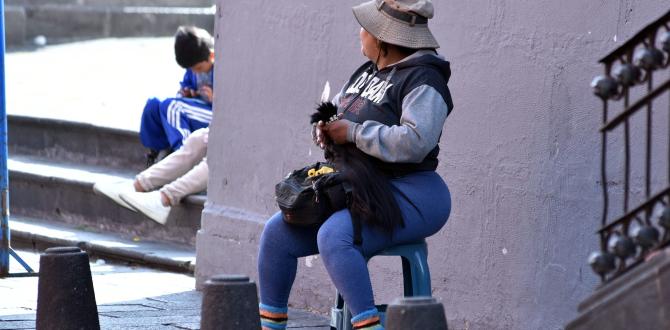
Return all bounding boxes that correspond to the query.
[136,128,209,205]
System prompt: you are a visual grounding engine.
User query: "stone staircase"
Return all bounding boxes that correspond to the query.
[4,0,215,47]
[8,115,205,246]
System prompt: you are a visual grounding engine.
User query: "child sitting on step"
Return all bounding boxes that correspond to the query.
[140,25,215,165]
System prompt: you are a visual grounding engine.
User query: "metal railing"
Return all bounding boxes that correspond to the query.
[0,0,35,277]
[589,9,670,283]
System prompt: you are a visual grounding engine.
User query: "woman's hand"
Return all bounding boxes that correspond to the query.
[323,119,352,145]
[312,121,328,149]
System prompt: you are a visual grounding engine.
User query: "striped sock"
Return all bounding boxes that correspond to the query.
[259,303,288,330]
[351,308,384,330]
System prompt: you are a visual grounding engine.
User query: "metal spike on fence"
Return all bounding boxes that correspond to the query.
[200,274,261,330]
[385,296,448,330]
[36,247,100,330]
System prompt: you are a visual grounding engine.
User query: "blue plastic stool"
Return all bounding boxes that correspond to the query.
[330,240,432,330]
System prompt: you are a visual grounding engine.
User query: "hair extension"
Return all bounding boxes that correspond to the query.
[310,102,404,232]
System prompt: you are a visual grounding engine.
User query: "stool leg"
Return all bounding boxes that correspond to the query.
[331,291,345,330]
[401,256,413,296]
[331,292,354,330]
[342,303,353,330]
[410,250,432,296]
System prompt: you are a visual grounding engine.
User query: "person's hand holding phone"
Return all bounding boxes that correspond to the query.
[180,87,196,98]
[198,86,213,103]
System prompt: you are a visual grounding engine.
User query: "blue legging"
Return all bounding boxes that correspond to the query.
[258,170,451,316]
[140,97,212,151]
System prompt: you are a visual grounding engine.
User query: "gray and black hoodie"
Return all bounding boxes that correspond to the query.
[332,50,453,176]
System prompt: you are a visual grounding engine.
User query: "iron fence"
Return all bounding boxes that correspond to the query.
[589,9,670,282]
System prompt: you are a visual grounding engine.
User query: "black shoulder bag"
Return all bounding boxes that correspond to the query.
[275,162,350,227]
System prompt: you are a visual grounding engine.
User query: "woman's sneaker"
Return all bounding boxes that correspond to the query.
[93,180,138,212]
[119,191,171,225]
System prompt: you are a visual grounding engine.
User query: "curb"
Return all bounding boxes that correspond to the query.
[10,227,195,274]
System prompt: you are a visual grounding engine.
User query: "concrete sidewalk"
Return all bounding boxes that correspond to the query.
[6,37,181,131]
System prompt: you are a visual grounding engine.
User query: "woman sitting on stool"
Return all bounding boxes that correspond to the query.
[258,1,453,329]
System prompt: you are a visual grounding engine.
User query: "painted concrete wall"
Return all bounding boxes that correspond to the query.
[197,1,669,328]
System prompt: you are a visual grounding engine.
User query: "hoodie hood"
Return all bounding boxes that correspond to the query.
[392,51,451,85]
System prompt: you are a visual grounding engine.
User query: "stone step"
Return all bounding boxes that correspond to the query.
[4,5,26,46]
[5,3,214,46]
[9,154,204,246]
[9,216,196,274]
[9,115,147,173]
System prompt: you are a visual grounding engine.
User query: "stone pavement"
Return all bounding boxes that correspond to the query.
[0,248,199,329]
[0,248,330,329]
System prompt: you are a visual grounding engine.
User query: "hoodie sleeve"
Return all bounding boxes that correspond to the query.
[346,84,450,163]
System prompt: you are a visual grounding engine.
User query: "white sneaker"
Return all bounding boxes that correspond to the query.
[119,191,170,225]
[93,180,138,212]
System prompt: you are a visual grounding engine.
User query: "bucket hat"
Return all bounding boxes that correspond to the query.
[352,0,439,49]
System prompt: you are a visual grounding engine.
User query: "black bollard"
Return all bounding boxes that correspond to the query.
[200,274,261,330]
[385,296,448,330]
[36,247,99,330]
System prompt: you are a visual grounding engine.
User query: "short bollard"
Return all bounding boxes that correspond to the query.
[36,247,100,330]
[200,274,261,330]
[385,296,448,330]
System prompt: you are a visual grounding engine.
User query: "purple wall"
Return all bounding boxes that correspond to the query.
[197,1,669,328]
